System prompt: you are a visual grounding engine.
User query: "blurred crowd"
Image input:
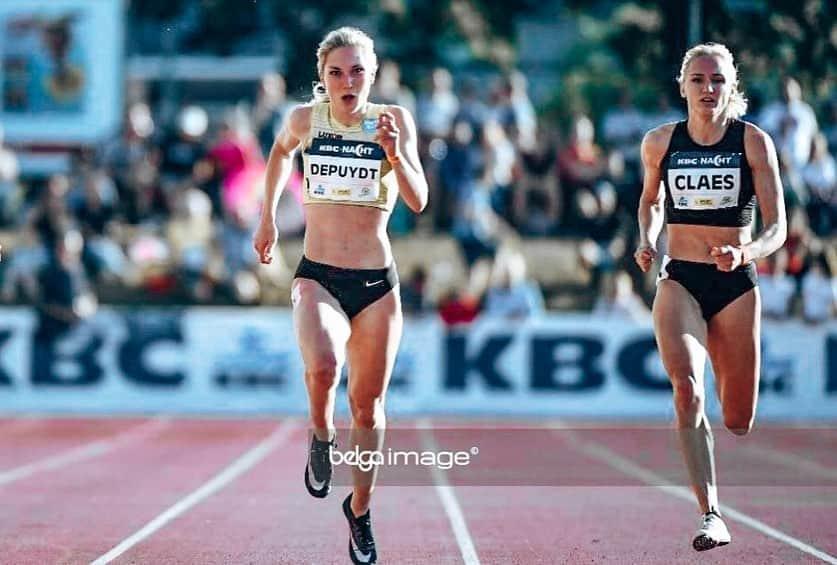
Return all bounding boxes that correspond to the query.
[0,64,834,327]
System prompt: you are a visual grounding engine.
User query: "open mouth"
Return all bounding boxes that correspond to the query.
[341,94,357,103]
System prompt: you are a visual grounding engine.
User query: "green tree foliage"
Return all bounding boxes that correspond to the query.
[552,0,834,127]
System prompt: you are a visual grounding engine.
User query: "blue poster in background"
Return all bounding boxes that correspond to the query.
[0,0,122,144]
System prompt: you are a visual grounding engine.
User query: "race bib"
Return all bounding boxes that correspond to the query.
[667,152,742,210]
[305,139,385,203]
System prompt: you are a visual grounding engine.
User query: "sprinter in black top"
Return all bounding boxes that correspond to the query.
[662,119,756,228]
[634,43,786,552]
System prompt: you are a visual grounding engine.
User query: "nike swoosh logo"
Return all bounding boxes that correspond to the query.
[350,539,373,563]
[308,462,326,489]
[364,280,384,287]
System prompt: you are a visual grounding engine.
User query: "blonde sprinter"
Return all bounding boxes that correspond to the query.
[253,27,427,565]
[635,43,786,551]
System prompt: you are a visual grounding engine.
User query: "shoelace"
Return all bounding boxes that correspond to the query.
[310,437,335,481]
[701,513,720,530]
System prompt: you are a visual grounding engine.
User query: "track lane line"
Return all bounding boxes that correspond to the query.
[551,423,837,564]
[417,417,481,565]
[739,443,837,482]
[0,417,170,487]
[89,418,301,565]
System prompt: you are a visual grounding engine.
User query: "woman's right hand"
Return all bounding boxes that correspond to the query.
[634,244,657,273]
[253,217,278,264]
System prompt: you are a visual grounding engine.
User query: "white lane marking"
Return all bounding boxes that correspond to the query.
[90,419,300,565]
[556,425,837,564]
[0,417,170,487]
[740,443,837,482]
[417,417,481,565]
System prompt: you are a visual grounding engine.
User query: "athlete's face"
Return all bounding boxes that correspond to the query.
[323,46,376,113]
[681,55,734,120]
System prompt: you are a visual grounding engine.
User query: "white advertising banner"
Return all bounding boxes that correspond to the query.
[0,308,834,420]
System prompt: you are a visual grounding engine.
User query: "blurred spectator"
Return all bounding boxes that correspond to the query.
[30,174,76,250]
[488,70,537,148]
[823,98,837,154]
[0,225,46,303]
[557,114,609,234]
[757,77,818,170]
[371,59,416,117]
[416,67,459,139]
[33,228,97,343]
[438,119,483,230]
[513,125,560,235]
[101,101,157,191]
[206,107,264,222]
[642,92,685,133]
[166,184,214,301]
[0,124,23,227]
[453,78,488,136]
[482,245,544,319]
[801,132,836,237]
[159,104,209,183]
[757,249,796,320]
[73,168,127,281]
[778,149,808,212]
[783,207,816,283]
[121,157,170,226]
[451,164,514,267]
[800,253,836,324]
[436,259,491,327]
[252,71,290,157]
[591,269,650,321]
[602,89,644,168]
[400,265,429,316]
[481,119,517,219]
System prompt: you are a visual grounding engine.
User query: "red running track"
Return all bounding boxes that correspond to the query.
[0,416,834,564]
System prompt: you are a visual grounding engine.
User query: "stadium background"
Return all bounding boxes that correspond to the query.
[0,0,834,420]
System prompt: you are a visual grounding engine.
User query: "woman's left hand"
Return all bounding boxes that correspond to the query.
[375,111,401,162]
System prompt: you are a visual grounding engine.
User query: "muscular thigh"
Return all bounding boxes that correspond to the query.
[707,287,760,410]
[292,278,351,369]
[346,287,403,399]
[653,280,708,382]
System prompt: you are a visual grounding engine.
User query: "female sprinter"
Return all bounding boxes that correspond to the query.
[253,27,427,564]
[634,43,786,551]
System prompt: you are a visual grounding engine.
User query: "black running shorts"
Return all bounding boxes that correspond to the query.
[657,256,758,322]
[294,256,399,319]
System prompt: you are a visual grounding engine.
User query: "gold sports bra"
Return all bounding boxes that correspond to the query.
[301,102,398,212]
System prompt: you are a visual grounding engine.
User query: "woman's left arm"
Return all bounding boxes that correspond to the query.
[742,123,787,264]
[376,106,428,213]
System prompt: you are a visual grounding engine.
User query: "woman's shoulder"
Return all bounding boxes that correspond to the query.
[283,103,318,137]
[741,120,777,161]
[641,121,679,160]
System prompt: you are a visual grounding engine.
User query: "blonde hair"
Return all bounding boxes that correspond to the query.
[312,27,377,103]
[677,42,748,119]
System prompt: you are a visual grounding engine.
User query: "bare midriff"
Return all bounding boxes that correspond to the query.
[301,204,392,269]
[667,223,752,263]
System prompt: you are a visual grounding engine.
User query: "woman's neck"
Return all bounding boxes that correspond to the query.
[687,113,731,146]
[329,102,368,128]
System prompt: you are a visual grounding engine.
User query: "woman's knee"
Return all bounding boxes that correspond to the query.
[723,409,754,436]
[671,375,704,421]
[348,391,384,428]
[305,355,341,389]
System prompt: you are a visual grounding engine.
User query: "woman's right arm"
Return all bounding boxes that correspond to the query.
[634,124,672,273]
[254,105,311,264]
